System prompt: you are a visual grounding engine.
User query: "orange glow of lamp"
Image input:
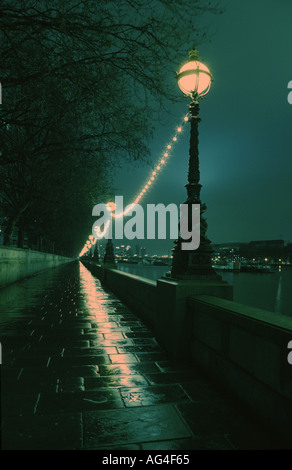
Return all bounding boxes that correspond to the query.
[177,49,212,100]
[106,202,116,212]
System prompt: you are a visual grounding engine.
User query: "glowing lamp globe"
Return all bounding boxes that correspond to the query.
[177,50,212,99]
[106,202,116,212]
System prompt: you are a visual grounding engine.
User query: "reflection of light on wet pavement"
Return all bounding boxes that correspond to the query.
[0,261,280,450]
[78,262,138,388]
[79,263,111,317]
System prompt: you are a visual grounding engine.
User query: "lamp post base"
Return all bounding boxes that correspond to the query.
[103,239,116,266]
[170,235,220,280]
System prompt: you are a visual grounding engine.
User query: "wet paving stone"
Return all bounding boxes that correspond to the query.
[0,335,38,349]
[117,345,163,353]
[79,331,105,339]
[98,333,125,341]
[91,322,120,329]
[20,346,65,359]
[129,337,160,345]
[109,353,139,364]
[1,413,83,450]
[136,352,169,362]
[58,377,85,393]
[49,354,112,367]
[124,331,155,339]
[119,321,144,327]
[120,384,190,407]
[63,347,118,356]
[49,365,101,378]
[84,375,149,390]
[3,376,59,394]
[36,389,124,414]
[17,364,101,381]
[1,392,40,417]
[1,367,23,382]
[82,405,192,449]
[98,363,161,376]
[11,355,52,368]
[40,338,90,347]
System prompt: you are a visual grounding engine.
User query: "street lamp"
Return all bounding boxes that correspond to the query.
[103,238,116,266]
[171,49,219,279]
[89,235,94,257]
[177,50,212,99]
[103,201,116,266]
[92,243,100,263]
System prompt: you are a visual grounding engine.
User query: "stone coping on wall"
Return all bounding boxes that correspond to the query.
[188,295,292,332]
[105,267,157,287]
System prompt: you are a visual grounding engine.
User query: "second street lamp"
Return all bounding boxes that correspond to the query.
[171,49,219,279]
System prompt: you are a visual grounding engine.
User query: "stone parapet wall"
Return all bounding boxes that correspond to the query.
[188,295,292,436]
[0,246,74,288]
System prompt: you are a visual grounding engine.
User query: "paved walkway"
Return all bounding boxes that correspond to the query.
[0,262,288,450]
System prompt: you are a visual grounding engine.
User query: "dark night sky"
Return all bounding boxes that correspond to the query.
[111,0,292,256]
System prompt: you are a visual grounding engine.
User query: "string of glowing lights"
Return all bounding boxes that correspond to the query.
[79,112,190,257]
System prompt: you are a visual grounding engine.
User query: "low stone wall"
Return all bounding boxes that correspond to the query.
[188,295,292,435]
[83,261,292,436]
[0,246,74,288]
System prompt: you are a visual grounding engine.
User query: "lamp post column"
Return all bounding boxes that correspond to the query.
[171,97,219,280]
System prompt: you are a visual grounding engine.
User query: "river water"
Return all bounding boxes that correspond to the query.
[117,264,292,318]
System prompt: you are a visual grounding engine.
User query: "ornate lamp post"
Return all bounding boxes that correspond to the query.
[171,49,219,279]
[103,239,116,266]
[89,235,94,257]
[85,240,91,258]
[103,201,116,266]
[92,243,100,263]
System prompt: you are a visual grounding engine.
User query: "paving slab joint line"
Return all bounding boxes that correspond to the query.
[173,404,195,439]
[81,412,85,450]
[223,434,237,450]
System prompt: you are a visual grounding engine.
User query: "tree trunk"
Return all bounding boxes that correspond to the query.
[3,217,17,246]
[17,227,24,248]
